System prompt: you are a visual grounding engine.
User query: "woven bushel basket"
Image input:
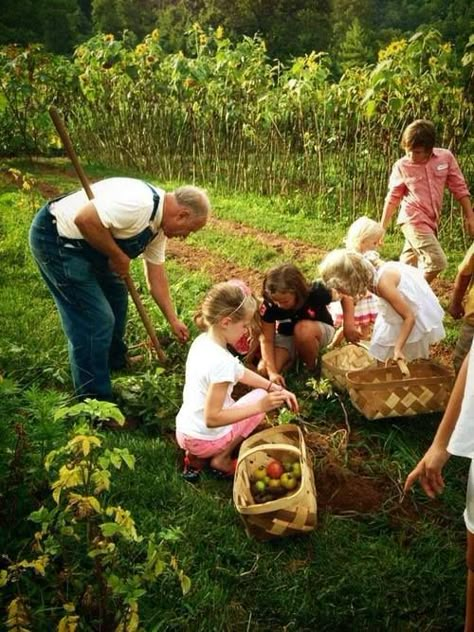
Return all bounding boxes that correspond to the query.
[233,424,317,541]
[346,360,454,420]
[322,344,377,391]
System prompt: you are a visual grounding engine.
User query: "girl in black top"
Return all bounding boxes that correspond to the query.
[258,263,336,386]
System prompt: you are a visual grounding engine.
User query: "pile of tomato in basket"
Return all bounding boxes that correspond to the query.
[251,457,302,504]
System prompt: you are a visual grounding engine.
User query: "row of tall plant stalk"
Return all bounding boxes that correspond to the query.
[1,26,473,230]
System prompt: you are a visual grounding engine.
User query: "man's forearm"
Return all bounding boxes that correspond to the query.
[145,262,179,325]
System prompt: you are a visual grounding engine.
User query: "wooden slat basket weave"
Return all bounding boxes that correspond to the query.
[233,424,317,541]
[322,344,377,391]
[346,360,454,420]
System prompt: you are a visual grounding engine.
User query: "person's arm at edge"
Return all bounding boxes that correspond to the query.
[404,353,469,497]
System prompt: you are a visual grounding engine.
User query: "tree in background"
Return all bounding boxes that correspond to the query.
[0,0,91,54]
[338,18,373,72]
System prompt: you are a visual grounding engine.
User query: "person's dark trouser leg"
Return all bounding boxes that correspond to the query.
[97,268,129,370]
[29,206,115,400]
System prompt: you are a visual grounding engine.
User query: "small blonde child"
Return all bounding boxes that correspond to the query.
[329,217,384,345]
[319,249,445,362]
[176,281,298,481]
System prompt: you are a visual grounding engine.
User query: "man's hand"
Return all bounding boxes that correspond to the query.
[109,252,131,278]
[448,301,464,320]
[170,318,189,342]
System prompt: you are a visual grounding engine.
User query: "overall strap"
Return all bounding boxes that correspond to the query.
[145,183,161,222]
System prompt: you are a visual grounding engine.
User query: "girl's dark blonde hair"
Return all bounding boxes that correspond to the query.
[263,263,309,307]
[319,249,375,298]
[195,282,257,331]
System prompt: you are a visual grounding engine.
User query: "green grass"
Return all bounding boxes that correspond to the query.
[0,158,470,629]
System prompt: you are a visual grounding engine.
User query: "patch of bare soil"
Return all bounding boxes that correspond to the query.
[166,240,265,292]
[207,216,326,260]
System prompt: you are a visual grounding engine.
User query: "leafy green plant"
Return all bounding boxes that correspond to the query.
[0,400,190,630]
[112,368,183,433]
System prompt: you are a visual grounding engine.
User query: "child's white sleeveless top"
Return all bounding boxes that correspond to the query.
[369,262,445,361]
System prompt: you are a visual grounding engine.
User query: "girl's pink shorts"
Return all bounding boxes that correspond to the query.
[176,389,266,458]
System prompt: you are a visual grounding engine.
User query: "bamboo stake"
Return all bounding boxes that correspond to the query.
[48,106,167,364]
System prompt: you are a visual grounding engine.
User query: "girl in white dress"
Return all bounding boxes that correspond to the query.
[319,249,445,362]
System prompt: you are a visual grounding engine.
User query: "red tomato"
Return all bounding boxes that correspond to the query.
[266,460,284,479]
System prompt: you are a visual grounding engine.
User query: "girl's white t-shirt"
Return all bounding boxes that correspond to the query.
[176,333,245,440]
[50,177,167,264]
[447,337,474,532]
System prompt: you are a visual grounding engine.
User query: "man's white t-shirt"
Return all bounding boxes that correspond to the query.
[49,177,167,264]
[176,333,245,440]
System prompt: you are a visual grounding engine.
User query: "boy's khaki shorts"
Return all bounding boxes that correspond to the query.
[400,224,447,274]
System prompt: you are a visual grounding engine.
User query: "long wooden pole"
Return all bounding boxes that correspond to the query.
[49,106,167,364]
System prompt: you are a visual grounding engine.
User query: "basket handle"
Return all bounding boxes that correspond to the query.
[237,443,301,467]
[384,357,411,377]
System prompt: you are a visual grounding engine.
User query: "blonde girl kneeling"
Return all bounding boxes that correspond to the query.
[176,281,298,480]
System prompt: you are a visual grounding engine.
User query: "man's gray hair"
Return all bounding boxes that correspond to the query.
[174,185,210,219]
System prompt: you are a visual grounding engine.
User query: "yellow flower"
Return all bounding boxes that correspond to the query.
[215,25,224,40]
[104,34,114,42]
[151,28,160,40]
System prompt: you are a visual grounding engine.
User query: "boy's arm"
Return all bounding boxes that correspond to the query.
[381,163,407,230]
[446,153,474,237]
[458,195,474,238]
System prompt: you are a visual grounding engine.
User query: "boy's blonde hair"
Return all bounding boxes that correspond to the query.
[195,281,257,331]
[319,249,375,298]
[345,216,384,252]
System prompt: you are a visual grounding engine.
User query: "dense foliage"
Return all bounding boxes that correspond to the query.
[1,27,472,235]
[0,0,472,66]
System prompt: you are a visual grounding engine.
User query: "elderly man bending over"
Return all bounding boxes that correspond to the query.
[29,177,210,401]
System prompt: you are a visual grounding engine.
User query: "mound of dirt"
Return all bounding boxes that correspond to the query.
[315,462,388,514]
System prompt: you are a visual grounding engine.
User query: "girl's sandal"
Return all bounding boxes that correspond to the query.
[208,458,238,480]
[182,454,205,483]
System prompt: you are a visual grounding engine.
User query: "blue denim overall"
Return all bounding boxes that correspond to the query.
[28,185,160,400]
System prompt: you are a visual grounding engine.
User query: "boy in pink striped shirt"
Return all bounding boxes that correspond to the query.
[381,119,474,283]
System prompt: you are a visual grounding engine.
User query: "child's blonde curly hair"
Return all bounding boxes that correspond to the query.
[318,249,375,298]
